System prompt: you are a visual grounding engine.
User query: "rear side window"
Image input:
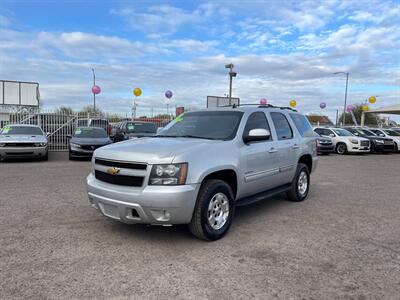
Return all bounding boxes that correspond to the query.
[289,113,314,137]
[243,112,271,140]
[270,112,293,140]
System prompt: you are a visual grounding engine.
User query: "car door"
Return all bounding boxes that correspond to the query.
[240,111,281,197]
[269,112,298,185]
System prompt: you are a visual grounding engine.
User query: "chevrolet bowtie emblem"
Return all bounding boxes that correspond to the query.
[107,167,120,175]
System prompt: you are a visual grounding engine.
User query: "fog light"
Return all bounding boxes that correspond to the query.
[150,210,171,221]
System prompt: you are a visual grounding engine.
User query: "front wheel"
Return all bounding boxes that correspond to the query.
[336,143,347,155]
[286,163,310,202]
[189,179,235,241]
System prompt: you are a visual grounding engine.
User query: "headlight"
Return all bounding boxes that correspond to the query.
[350,139,358,144]
[374,139,384,144]
[70,143,81,148]
[149,163,188,185]
[34,142,47,147]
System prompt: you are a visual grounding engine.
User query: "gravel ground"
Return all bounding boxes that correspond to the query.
[1,152,400,299]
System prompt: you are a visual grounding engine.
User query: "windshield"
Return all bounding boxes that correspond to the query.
[358,129,376,136]
[1,125,43,135]
[383,129,400,136]
[125,122,156,134]
[333,128,353,136]
[73,127,108,138]
[159,111,244,140]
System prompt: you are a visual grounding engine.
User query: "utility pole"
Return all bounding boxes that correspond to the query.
[225,63,237,106]
[333,72,349,126]
[91,68,96,113]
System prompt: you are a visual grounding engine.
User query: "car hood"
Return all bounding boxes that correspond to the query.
[0,134,47,143]
[365,136,393,141]
[317,136,331,142]
[70,137,111,145]
[94,137,220,164]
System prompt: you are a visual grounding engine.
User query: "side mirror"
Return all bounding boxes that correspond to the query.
[329,133,335,137]
[46,132,51,137]
[66,134,72,139]
[379,134,385,137]
[244,128,271,143]
[354,132,359,136]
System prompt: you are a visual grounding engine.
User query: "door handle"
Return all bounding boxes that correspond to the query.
[292,144,300,149]
[268,147,277,153]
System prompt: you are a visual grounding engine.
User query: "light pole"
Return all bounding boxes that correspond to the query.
[91,68,96,113]
[333,71,349,126]
[225,63,237,106]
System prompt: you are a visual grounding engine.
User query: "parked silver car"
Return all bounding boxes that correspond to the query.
[0,124,48,160]
[87,106,318,240]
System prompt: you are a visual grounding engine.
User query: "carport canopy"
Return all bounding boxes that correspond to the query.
[361,104,400,126]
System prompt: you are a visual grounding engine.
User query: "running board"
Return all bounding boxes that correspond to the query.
[236,183,291,207]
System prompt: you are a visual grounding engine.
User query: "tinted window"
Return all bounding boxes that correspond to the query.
[73,127,108,138]
[315,128,334,136]
[1,126,43,135]
[125,122,157,134]
[383,129,400,136]
[160,111,243,140]
[243,112,271,139]
[271,112,293,140]
[289,113,314,137]
[333,128,353,136]
[91,120,108,127]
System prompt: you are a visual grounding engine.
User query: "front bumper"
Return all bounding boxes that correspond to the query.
[317,144,334,153]
[70,148,94,157]
[348,144,370,153]
[0,146,47,158]
[87,173,200,225]
[372,143,395,153]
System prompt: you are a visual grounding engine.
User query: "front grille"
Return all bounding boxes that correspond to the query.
[5,152,34,155]
[4,143,35,147]
[360,141,369,147]
[95,158,147,170]
[81,145,101,151]
[95,170,144,187]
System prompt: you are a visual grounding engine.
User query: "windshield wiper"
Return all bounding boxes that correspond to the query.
[155,134,218,140]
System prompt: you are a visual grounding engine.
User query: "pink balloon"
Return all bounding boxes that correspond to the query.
[260,98,267,105]
[92,85,101,95]
[346,104,353,112]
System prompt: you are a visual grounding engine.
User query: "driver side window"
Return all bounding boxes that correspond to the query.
[243,112,271,140]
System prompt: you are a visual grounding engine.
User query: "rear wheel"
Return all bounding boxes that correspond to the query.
[189,179,235,241]
[336,143,347,155]
[286,163,310,202]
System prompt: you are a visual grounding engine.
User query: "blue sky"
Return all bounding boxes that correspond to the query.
[0,0,399,121]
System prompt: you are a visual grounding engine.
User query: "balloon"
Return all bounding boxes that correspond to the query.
[133,87,142,97]
[346,105,353,112]
[368,96,376,104]
[289,100,296,108]
[362,105,369,112]
[165,90,173,99]
[320,102,326,109]
[260,98,267,105]
[91,85,101,95]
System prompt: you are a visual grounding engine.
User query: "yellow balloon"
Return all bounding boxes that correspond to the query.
[289,100,297,107]
[133,87,142,97]
[362,105,369,112]
[368,96,376,104]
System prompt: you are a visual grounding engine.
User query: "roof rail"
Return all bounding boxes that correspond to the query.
[218,103,297,112]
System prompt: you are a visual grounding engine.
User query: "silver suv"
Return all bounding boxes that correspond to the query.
[87,105,318,240]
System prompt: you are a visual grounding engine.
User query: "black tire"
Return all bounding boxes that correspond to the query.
[286,163,310,202]
[336,143,347,155]
[370,143,375,153]
[69,151,74,160]
[189,179,235,241]
[42,152,48,161]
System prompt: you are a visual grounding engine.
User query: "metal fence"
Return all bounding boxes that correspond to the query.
[1,111,173,151]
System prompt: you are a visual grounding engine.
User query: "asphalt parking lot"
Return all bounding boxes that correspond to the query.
[1,153,400,299]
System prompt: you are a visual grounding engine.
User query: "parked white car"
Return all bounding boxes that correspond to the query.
[314,127,370,154]
[369,128,400,152]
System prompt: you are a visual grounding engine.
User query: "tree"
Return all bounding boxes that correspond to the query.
[338,104,383,126]
[80,105,103,116]
[56,106,74,115]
